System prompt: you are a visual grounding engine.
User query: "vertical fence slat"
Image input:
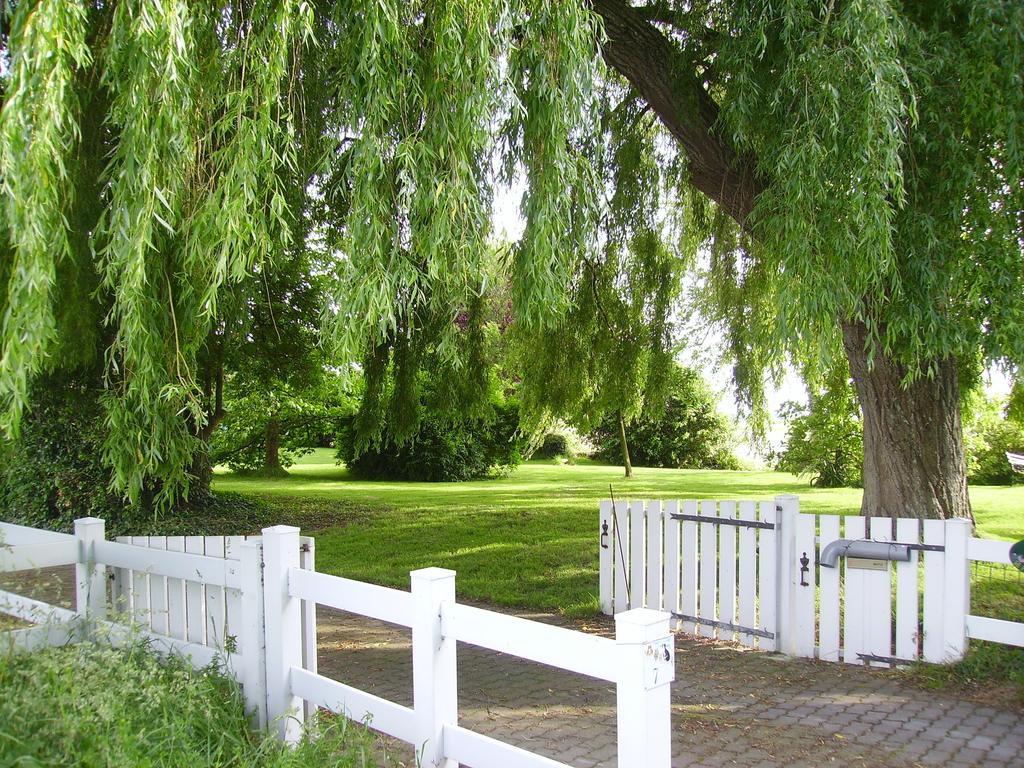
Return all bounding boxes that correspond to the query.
[613,500,630,614]
[225,536,246,641]
[663,501,681,627]
[185,536,206,645]
[942,519,971,662]
[895,518,920,662]
[698,500,718,638]
[818,515,841,662]
[166,537,187,641]
[717,501,737,643]
[646,500,663,610]
[148,537,169,636]
[205,536,227,649]
[629,500,646,610]
[111,537,128,618]
[842,517,866,664]
[679,500,698,635]
[130,536,151,629]
[757,502,777,651]
[921,519,946,662]
[736,501,756,648]
[599,501,613,615]
[864,518,893,666]
[793,513,817,658]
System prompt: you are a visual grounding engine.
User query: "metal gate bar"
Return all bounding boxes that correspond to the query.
[670,514,776,530]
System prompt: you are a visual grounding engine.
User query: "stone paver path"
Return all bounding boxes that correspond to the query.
[316,606,1024,768]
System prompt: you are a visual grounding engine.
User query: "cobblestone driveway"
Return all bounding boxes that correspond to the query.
[316,606,1024,768]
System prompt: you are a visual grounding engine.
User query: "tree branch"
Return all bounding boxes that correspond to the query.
[592,0,762,226]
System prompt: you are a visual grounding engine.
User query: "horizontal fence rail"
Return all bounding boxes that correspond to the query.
[266,529,675,767]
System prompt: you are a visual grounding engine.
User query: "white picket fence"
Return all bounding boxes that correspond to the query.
[1,519,675,768]
[599,496,1024,666]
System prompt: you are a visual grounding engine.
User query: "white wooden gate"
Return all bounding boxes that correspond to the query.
[599,498,780,651]
[600,497,1022,665]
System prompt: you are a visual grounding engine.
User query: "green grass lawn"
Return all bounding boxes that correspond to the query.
[214,449,1024,615]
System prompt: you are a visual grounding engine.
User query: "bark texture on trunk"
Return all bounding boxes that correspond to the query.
[842,320,971,522]
[618,411,633,479]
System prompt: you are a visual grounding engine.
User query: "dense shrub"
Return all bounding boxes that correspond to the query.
[589,368,739,470]
[963,393,1024,485]
[337,401,527,481]
[776,377,864,488]
[0,379,267,535]
[0,382,130,532]
[535,432,571,459]
[0,641,379,766]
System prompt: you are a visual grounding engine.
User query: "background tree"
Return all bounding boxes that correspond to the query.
[589,365,739,470]
[962,385,1024,486]
[776,370,864,488]
[513,83,694,478]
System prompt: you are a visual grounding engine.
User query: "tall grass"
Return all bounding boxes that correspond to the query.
[0,640,384,767]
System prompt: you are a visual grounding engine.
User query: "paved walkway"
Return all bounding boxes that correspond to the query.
[316,606,1024,768]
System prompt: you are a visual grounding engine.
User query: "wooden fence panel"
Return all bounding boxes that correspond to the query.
[679,500,698,635]
[663,501,680,623]
[185,536,205,645]
[629,501,645,610]
[613,500,630,614]
[864,518,892,666]
[921,520,945,663]
[204,536,227,648]
[793,514,817,658]
[757,502,777,650]
[842,517,866,664]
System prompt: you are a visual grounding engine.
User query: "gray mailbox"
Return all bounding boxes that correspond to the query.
[819,539,912,568]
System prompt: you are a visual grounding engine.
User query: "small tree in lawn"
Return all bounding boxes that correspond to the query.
[589,365,739,471]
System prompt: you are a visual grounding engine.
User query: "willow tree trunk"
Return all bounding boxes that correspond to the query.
[842,320,972,522]
[618,412,634,479]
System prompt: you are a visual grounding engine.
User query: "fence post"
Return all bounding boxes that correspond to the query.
[775,495,800,655]
[74,517,106,623]
[942,518,971,662]
[616,608,674,767]
[411,567,457,768]
[599,501,613,615]
[239,540,268,730]
[261,526,304,743]
[299,537,318,721]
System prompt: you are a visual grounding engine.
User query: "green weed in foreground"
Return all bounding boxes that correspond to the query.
[0,640,384,767]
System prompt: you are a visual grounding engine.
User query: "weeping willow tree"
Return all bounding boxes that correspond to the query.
[513,85,695,478]
[2,1,1022,521]
[0,0,600,509]
[591,0,1023,520]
